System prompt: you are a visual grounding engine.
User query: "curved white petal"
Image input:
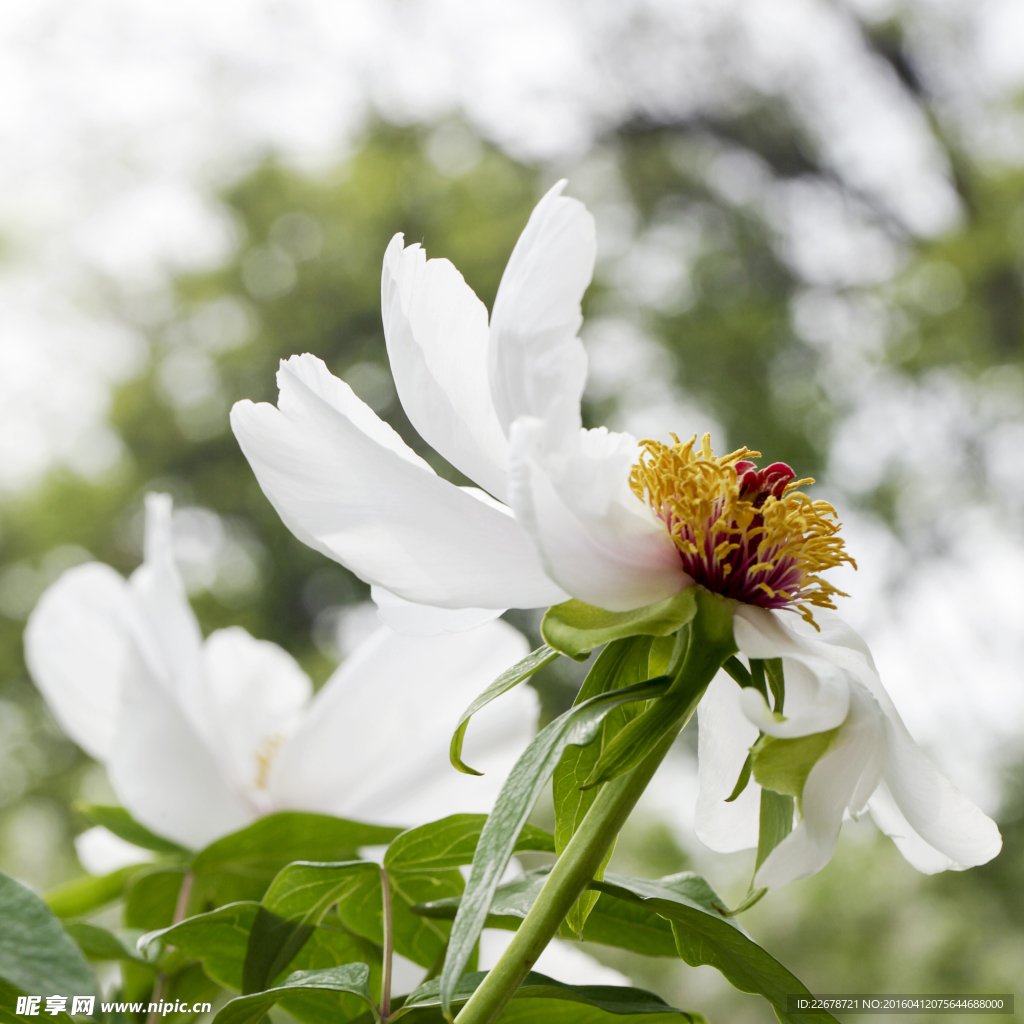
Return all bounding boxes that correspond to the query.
[755,683,887,889]
[370,586,504,636]
[382,234,508,501]
[489,180,595,444]
[509,418,687,611]
[872,717,1001,871]
[201,627,312,811]
[270,621,535,826]
[24,562,136,761]
[231,355,564,610]
[694,670,761,853]
[75,827,154,875]
[110,644,253,849]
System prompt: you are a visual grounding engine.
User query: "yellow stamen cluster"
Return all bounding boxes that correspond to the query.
[630,433,855,626]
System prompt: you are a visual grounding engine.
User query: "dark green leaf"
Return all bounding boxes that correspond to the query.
[210,965,377,1024]
[440,676,671,1017]
[244,861,379,993]
[391,971,701,1022]
[755,791,795,876]
[76,805,191,856]
[191,813,402,906]
[450,645,562,775]
[0,870,97,999]
[541,591,698,660]
[384,815,555,873]
[45,865,140,919]
[593,874,838,1024]
[65,922,152,965]
[553,637,653,935]
[140,902,260,990]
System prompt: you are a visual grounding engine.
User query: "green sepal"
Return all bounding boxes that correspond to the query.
[450,645,561,775]
[764,658,786,712]
[541,589,698,660]
[724,752,753,803]
[750,728,840,805]
[755,790,795,876]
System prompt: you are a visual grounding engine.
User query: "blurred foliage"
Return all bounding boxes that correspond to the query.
[1,32,1024,1017]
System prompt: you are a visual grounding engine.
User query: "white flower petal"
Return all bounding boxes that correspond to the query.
[75,826,154,875]
[270,621,534,826]
[128,495,206,716]
[110,645,253,849]
[694,670,761,853]
[872,715,1002,870]
[24,562,136,761]
[370,586,504,636]
[489,180,595,443]
[509,418,687,611]
[755,683,887,888]
[382,234,509,501]
[231,356,564,610]
[201,628,312,810]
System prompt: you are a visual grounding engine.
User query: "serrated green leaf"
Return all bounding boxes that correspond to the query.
[450,645,562,774]
[45,865,140,919]
[211,965,377,1024]
[390,971,701,1022]
[553,637,653,936]
[65,922,152,965]
[440,675,671,1017]
[384,815,555,874]
[541,590,698,660]
[0,870,97,999]
[76,805,191,856]
[190,813,402,906]
[244,861,379,993]
[592,874,839,1024]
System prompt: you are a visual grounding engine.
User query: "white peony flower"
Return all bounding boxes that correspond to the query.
[25,494,535,851]
[695,606,1002,888]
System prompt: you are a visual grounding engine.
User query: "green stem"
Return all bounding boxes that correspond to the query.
[454,589,735,1024]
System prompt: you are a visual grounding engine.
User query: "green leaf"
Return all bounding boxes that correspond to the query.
[440,676,671,1017]
[140,902,260,990]
[764,658,785,713]
[755,790,795,876]
[45,865,140,918]
[542,590,698,660]
[750,728,839,804]
[210,965,378,1024]
[0,979,75,1024]
[163,961,222,1024]
[592,874,839,1024]
[553,637,653,935]
[125,866,189,930]
[450,645,562,775]
[65,922,152,965]
[391,971,701,1023]
[724,752,753,803]
[384,815,555,873]
[76,805,191,856]
[0,870,97,999]
[191,813,402,906]
[244,861,379,993]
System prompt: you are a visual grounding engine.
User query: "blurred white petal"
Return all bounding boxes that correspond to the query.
[370,586,504,636]
[270,621,534,826]
[479,931,628,986]
[24,563,135,761]
[382,234,508,501]
[75,826,153,875]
